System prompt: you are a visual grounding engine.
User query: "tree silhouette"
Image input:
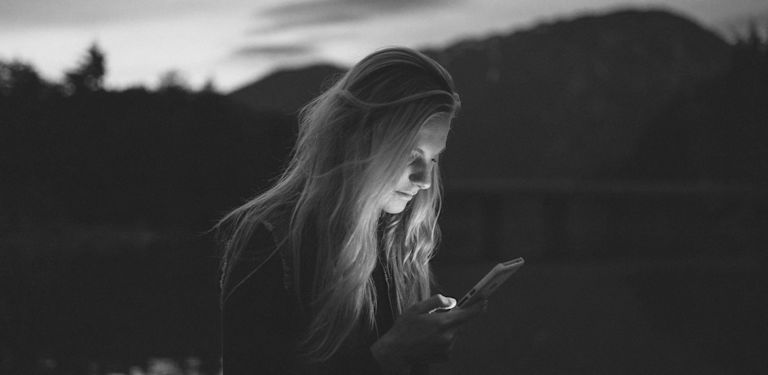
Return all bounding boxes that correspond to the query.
[0,60,51,98]
[64,43,106,95]
[157,70,190,92]
[732,22,768,79]
[201,77,218,94]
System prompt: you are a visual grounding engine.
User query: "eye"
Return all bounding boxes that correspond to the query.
[408,150,439,164]
[408,151,420,163]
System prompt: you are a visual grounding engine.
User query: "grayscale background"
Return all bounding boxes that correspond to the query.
[2,0,767,374]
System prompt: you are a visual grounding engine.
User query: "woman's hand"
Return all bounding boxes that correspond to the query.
[370,294,486,374]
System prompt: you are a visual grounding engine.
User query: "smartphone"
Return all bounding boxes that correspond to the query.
[456,257,525,308]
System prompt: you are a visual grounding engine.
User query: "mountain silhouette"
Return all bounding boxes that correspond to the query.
[229,9,733,183]
[425,9,731,182]
[230,64,345,115]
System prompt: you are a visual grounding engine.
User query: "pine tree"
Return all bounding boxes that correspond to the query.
[65,42,107,95]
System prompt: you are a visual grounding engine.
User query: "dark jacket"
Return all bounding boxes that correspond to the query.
[220,218,429,374]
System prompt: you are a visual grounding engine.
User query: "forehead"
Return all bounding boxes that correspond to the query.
[415,115,450,151]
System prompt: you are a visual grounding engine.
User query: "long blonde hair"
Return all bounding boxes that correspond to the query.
[214,46,460,362]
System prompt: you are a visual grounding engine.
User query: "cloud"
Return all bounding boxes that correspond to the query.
[0,0,214,29]
[264,0,448,17]
[251,9,365,34]
[255,0,459,33]
[232,44,315,58]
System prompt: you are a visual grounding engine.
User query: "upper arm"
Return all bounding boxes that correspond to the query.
[220,222,393,375]
[221,223,298,374]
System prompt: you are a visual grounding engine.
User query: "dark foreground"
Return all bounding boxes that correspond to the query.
[2,230,766,375]
[432,258,767,374]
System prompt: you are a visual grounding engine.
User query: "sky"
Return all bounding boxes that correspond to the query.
[0,0,765,93]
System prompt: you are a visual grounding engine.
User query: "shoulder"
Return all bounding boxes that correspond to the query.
[230,220,278,267]
[221,219,291,305]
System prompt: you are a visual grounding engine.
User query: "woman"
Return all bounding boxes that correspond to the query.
[214,47,486,375]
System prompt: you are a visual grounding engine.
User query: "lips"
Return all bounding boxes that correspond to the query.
[396,191,415,199]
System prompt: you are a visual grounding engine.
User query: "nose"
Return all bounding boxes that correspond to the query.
[409,161,432,190]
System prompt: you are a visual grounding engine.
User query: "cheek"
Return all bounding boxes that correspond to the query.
[393,167,412,188]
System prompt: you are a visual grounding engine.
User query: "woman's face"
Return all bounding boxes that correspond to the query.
[381,115,450,214]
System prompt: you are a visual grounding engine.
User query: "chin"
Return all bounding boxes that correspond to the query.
[382,201,407,214]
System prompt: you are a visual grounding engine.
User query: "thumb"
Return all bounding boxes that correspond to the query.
[409,294,457,315]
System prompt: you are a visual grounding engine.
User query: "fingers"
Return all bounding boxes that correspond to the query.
[437,294,457,309]
[442,298,487,327]
[444,296,458,309]
[429,330,457,362]
[410,294,457,315]
[389,295,484,365]
[427,295,457,314]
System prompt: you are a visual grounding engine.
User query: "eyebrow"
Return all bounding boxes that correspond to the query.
[416,146,446,156]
